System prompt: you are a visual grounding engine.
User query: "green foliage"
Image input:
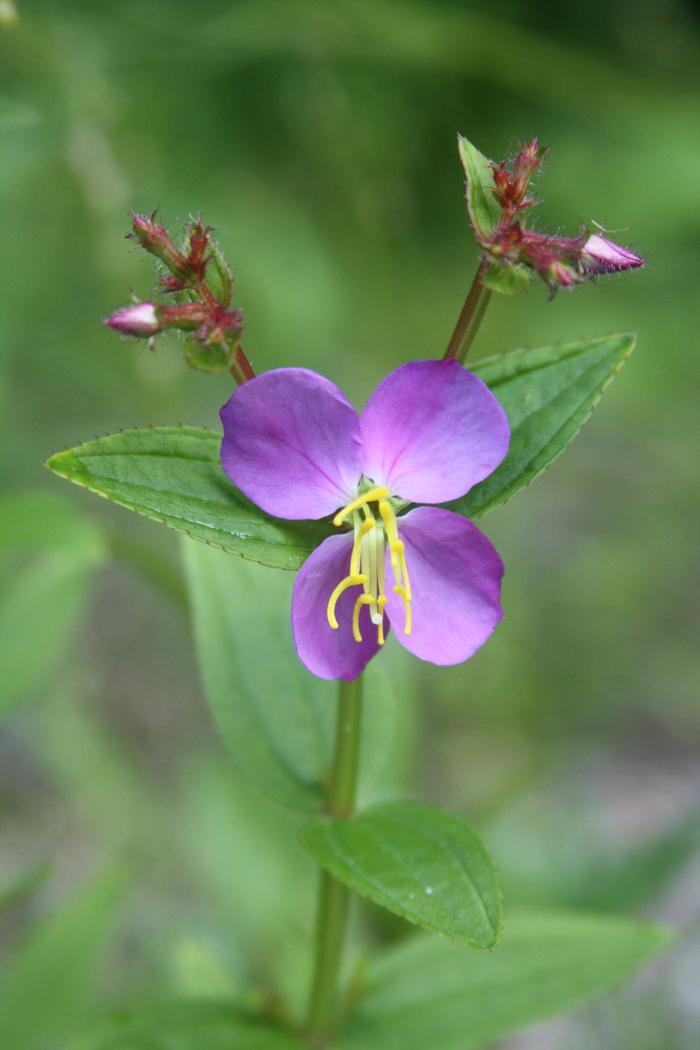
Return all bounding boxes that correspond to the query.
[74,1003,307,1050]
[46,428,328,571]
[183,540,395,811]
[302,801,502,949]
[0,869,128,1050]
[0,491,104,720]
[337,910,673,1050]
[456,333,635,517]
[457,135,500,240]
[481,262,531,295]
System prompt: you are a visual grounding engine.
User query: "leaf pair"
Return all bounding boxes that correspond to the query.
[77,911,672,1050]
[46,333,635,567]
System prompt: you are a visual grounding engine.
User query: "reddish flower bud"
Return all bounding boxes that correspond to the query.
[130,212,190,278]
[581,234,644,275]
[105,302,160,338]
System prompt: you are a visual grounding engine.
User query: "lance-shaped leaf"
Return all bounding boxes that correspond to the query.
[458,134,501,240]
[46,426,330,571]
[183,541,396,812]
[453,332,635,519]
[0,491,105,720]
[0,868,127,1050]
[337,910,673,1050]
[301,801,502,949]
[75,1003,307,1050]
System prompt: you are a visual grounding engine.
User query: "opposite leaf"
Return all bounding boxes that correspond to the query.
[46,427,328,571]
[338,909,673,1050]
[458,135,501,240]
[454,332,635,518]
[74,1003,307,1050]
[302,801,502,949]
[184,540,396,812]
[0,491,105,721]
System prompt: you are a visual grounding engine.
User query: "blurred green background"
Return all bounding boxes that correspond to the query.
[1,1,699,1047]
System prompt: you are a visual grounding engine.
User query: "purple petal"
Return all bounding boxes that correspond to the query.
[220,368,362,520]
[360,360,509,504]
[292,533,383,680]
[385,506,503,665]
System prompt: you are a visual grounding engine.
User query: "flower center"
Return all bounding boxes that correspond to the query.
[326,485,412,646]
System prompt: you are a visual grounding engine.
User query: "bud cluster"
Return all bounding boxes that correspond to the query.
[106,212,253,380]
[479,139,643,293]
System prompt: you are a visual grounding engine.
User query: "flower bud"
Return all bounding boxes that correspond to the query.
[130,212,190,278]
[105,302,160,338]
[580,235,644,275]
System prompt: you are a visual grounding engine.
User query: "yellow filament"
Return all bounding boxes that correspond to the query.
[333,486,390,527]
[391,540,412,600]
[327,574,367,629]
[352,594,374,642]
[393,584,412,635]
[376,596,387,645]
[350,517,375,575]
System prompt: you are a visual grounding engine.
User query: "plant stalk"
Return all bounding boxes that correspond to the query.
[443,257,492,363]
[306,675,364,1045]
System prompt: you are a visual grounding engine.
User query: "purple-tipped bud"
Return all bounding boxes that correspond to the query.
[581,235,644,275]
[105,302,160,338]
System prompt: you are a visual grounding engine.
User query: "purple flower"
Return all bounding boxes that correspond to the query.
[581,234,644,275]
[220,360,510,681]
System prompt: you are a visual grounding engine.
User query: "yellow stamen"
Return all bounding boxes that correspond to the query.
[376,596,387,646]
[391,539,412,600]
[352,593,374,642]
[393,584,412,635]
[327,574,367,629]
[333,486,390,527]
[350,517,375,576]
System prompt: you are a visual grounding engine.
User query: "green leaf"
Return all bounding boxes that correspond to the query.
[74,1003,307,1050]
[183,540,396,812]
[0,491,105,720]
[302,801,502,949]
[0,868,127,1050]
[481,262,531,295]
[457,134,501,240]
[46,427,329,571]
[453,333,635,518]
[338,909,674,1050]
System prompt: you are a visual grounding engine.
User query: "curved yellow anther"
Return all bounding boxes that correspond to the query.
[379,500,398,543]
[391,540,412,600]
[393,584,412,635]
[352,593,375,642]
[327,574,367,629]
[333,487,390,527]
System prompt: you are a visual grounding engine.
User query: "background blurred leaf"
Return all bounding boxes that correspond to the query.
[0,491,104,720]
[302,801,502,949]
[183,540,396,812]
[0,868,128,1050]
[73,1003,306,1050]
[455,333,635,517]
[338,910,674,1050]
[0,860,51,914]
[46,428,330,571]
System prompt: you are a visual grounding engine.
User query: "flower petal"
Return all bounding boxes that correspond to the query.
[360,360,510,504]
[221,368,362,520]
[385,506,503,665]
[292,533,384,681]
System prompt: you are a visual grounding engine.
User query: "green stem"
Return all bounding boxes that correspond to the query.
[306,675,364,1045]
[443,257,492,363]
